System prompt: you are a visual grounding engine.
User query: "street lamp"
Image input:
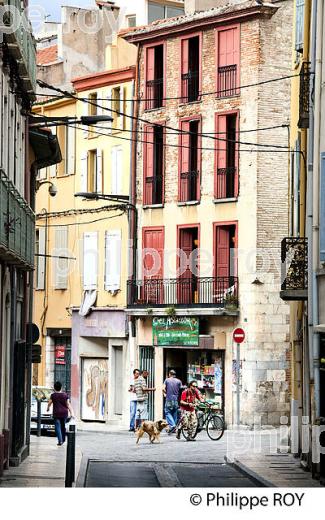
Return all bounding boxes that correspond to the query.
[29,115,113,128]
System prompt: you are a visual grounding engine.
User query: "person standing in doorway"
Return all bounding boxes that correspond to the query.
[47,381,74,446]
[129,369,138,432]
[162,370,182,433]
[134,370,155,428]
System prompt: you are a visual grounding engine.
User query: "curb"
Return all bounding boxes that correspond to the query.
[224,456,275,488]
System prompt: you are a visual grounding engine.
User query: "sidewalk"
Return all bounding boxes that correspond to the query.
[227,447,323,487]
[0,434,82,488]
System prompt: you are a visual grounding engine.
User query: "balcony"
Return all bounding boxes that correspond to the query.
[217,64,238,98]
[280,237,308,301]
[0,170,35,268]
[2,0,37,93]
[181,70,200,103]
[127,277,239,315]
[146,78,164,110]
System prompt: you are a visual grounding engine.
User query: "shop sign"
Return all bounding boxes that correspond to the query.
[55,345,66,365]
[153,317,199,346]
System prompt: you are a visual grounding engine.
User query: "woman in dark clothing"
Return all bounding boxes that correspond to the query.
[47,381,74,446]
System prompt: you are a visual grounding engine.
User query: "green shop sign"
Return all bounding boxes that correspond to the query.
[152,317,199,346]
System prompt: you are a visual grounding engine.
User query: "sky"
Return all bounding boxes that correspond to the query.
[29,0,96,23]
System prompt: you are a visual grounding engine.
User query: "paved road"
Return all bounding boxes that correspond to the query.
[76,430,258,487]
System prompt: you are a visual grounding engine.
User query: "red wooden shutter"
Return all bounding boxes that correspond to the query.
[178,229,194,304]
[143,228,164,304]
[179,120,190,201]
[216,114,227,198]
[144,125,154,205]
[218,27,239,67]
[146,47,155,109]
[216,227,230,279]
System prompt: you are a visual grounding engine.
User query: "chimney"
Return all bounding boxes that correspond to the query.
[185,0,241,15]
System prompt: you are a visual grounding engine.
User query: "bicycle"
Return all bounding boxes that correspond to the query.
[181,401,225,441]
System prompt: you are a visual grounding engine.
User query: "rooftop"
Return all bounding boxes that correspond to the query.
[37,45,59,66]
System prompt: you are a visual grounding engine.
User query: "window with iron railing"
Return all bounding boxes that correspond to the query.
[179,119,200,202]
[216,25,240,98]
[146,44,164,110]
[144,125,164,205]
[215,113,238,199]
[181,35,200,103]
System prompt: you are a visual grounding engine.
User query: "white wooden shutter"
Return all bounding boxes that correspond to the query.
[66,126,76,175]
[111,146,122,195]
[49,126,57,177]
[83,232,98,290]
[80,151,88,192]
[37,228,46,290]
[54,226,68,289]
[96,149,103,193]
[105,229,122,292]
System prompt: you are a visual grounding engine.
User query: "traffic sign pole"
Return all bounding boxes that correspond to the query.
[233,328,245,427]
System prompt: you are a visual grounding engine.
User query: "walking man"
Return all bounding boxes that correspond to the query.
[47,381,74,446]
[176,381,204,441]
[162,370,182,433]
[134,370,155,428]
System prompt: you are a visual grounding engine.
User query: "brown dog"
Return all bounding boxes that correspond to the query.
[136,420,168,444]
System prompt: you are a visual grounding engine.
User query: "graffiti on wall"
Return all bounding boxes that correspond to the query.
[81,358,108,421]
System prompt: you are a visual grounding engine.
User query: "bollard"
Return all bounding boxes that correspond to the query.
[65,424,76,488]
[37,400,42,437]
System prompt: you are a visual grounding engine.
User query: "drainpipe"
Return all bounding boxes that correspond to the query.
[312,0,323,420]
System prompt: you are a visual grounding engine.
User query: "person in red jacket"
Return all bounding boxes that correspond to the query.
[176,381,205,441]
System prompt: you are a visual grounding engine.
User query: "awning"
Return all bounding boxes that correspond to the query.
[29,127,62,170]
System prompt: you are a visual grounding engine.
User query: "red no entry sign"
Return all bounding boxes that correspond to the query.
[233,328,245,344]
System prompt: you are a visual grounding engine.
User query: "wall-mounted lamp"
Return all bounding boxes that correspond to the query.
[36,180,58,197]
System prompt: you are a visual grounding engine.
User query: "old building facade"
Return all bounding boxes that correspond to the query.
[124,0,293,426]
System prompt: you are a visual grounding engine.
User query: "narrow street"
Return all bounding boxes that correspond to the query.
[75,431,257,487]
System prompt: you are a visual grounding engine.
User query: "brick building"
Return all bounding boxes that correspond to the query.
[123,0,293,426]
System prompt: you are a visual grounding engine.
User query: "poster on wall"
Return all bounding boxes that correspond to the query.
[153,317,199,346]
[81,358,108,421]
[55,345,65,365]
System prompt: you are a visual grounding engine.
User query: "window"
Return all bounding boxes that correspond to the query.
[179,118,200,203]
[215,112,239,199]
[35,228,46,290]
[105,229,122,292]
[53,227,69,290]
[216,25,240,98]
[143,124,164,205]
[178,226,199,305]
[83,232,98,290]
[80,149,102,193]
[111,146,123,195]
[127,15,136,27]
[111,86,125,129]
[214,223,238,301]
[148,2,184,23]
[145,44,164,110]
[181,35,200,103]
[88,92,98,116]
[295,0,304,52]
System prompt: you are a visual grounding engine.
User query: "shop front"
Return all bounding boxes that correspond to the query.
[146,316,226,420]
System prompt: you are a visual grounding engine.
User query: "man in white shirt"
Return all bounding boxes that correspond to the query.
[129,369,139,432]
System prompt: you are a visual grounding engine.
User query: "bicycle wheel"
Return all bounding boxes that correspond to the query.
[181,424,198,440]
[206,414,225,441]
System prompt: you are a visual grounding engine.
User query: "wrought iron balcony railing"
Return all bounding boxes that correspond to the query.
[127,277,239,308]
[146,78,164,110]
[0,169,35,268]
[280,237,308,300]
[181,70,200,103]
[217,64,238,98]
[144,175,163,205]
[298,61,310,129]
[215,167,238,199]
[179,170,199,202]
